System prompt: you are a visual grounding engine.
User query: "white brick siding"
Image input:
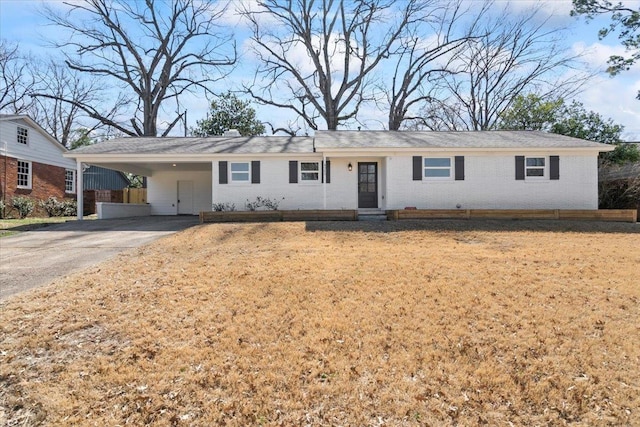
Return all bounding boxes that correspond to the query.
[385,153,598,210]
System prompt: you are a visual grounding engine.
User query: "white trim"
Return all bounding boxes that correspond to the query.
[299,161,321,183]
[423,157,453,180]
[17,125,29,145]
[525,156,547,180]
[65,169,76,193]
[230,161,250,183]
[16,159,32,189]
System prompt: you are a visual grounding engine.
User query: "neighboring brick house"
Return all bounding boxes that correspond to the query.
[0,115,77,207]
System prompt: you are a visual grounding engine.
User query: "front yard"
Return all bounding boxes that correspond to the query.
[1,220,639,425]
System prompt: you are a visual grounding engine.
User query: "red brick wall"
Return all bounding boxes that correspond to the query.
[1,154,74,206]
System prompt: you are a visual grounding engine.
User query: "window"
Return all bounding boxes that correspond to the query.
[17,160,31,188]
[300,162,320,182]
[65,169,76,193]
[17,126,28,144]
[423,157,451,179]
[230,162,250,182]
[525,157,545,177]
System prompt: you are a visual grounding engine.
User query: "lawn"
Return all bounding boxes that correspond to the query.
[0,216,87,238]
[1,220,639,426]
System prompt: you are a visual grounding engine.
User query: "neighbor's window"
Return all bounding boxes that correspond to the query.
[526,157,545,177]
[17,160,31,188]
[423,157,451,179]
[17,126,28,144]
[300,162,320,182]
[230,162,250,182]
[65,169,76,193]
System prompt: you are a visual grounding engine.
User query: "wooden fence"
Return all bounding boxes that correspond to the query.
[83,188,147,215]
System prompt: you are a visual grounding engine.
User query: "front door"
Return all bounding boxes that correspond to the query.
[358,162,378,208]
[177,180,194,214]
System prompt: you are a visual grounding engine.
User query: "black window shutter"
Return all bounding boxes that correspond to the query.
[515,156,525,180]
[550,156,560,180]
[219,161,228,184]
[326,160,331,183]
[289,161,298,183]
[251,161,260,184]
[413,156,422,180]
[454,156,465,181]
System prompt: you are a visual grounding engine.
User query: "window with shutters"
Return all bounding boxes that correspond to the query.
[230,162,250,182]
[300,162,320,182]
[525,157,546,178]
[423,157,452,180]
[17,160,32,188]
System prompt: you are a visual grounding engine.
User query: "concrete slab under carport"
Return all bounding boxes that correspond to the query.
[0,216,199,300]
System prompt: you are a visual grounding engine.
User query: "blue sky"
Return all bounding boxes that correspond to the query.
[1,0,639,140]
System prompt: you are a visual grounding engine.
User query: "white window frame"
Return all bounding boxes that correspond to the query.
[230,162,250,183]
[300,161,320,183]
[525,156,546,179]
[17,160,32,189]
[17,126,28,145]
[423,157,452,180]
[65,169,76,193]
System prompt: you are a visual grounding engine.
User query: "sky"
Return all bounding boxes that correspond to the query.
[0,0,639,140]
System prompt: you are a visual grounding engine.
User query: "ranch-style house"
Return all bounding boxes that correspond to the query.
[65,130,614,220]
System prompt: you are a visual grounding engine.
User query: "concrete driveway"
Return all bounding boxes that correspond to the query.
[0,216,199,300]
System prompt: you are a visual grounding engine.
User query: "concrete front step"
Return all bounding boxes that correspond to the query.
[358,211,388,221]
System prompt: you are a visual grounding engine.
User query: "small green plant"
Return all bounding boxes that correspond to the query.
[212,202,236,212]
[244,196,284,211]
[11,196,35,219]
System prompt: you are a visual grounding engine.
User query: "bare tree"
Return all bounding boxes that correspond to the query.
[419,5,590,131]
[385,1,487,130]
[242,0,430,131]
[29,60,111,147]
[41,0,236,137]
[0,40,36,114]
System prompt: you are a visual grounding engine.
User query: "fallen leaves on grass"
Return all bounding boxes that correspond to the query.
[1,221,639,426]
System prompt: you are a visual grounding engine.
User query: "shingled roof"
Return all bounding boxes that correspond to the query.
[313,130,612,149]
[68,130,613,157]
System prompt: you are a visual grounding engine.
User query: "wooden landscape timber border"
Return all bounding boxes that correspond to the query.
[386,209,637,223]
[200,210,358,223]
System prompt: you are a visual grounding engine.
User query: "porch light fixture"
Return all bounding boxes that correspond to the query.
[348,162,353,171]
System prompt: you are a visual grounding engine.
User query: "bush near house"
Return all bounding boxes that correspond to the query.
[39,197,78,217]
[10,196,35,219]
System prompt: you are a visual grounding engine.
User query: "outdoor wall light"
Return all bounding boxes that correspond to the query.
[348,162,353,171]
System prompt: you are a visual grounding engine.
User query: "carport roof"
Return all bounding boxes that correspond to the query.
[70,135,315,155]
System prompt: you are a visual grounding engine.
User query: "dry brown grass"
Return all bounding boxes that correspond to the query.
[1,220,639,426]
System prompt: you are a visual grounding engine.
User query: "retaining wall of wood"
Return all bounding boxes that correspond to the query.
[387,209,637,223]
[200,210,358,223]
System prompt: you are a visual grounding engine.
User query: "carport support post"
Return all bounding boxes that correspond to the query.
[76,161,84,220]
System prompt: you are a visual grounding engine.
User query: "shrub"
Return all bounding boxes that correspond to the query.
[212,202,236,212]
[11,196,35,219]
[40,196,64,217]
[245,196,284,211]
[0,199,5,219]
[60,199,77,216]
[39,197,77,217]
